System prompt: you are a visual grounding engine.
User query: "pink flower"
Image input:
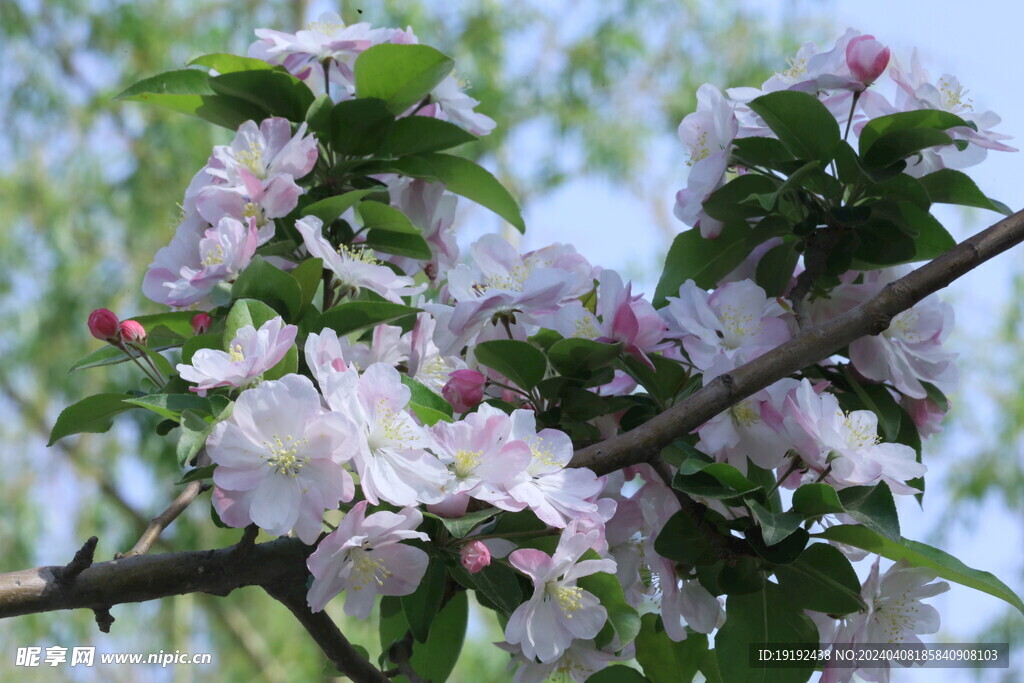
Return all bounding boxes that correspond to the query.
[783,379,926,494]
[306,501,429,617]
[207,374,355,544]
[88,308,120,343]
[321,363,451,506]
[442,369,485,413]
[119,320,147,344]
[177,317,297,396]
[846,35,889,87]
[505,523,616,663]
[460,540,491,573]
[191,313,212,335]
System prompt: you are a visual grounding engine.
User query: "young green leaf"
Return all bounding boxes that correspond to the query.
[747,91,841,164]
[354,44,455,114]
[317,301,420,337]
[474,339,547,391]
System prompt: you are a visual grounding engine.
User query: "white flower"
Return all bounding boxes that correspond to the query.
[207,374,354,544]
[178,317,296,396]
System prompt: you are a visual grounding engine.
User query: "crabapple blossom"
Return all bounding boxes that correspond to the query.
[143,215,259,309]
[655,557,725,640]
[502,409,607,528]
[500,639,631,683]
[440,234,595,354]
[421,73,497,136]
[846,35,890,87]
[88,308,120,342]
[673,84,737,238]
[177,317,296,396]
[460,540,491,573]
[191,312,212,335]
[305,501,429,617]
[783,378,926,493]
[661,279,790,376]
[302,327,351,386]
[441,369,486,413]
[385,177,459,278]
[505,523,616,663]
[427,403,531,515]
[119,320,146,344]
[206,374,354,544]
[696,378,801,472]
[295,215,423,304]
[818,559,949,683]
[321,363,450,506]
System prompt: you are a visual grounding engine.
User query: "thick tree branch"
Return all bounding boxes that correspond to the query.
[570,208,1024,474]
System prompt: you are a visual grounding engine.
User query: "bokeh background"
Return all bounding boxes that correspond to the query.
[1,1,1020,681]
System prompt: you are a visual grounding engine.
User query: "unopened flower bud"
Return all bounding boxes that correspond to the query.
[191,312,212,335]
[442,369,485,413]
[846,35,890,87]
[460,540,491,574]
[120,320,147,344]
[88,308,121,343]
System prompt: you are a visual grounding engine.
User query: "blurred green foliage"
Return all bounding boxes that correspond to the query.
[0,0,822,679]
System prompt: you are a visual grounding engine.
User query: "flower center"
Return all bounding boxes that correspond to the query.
[525,435,560,468]
[546,584,584,617]
[308,19,345,34]
[472,264,529,295]
[202,244,225,267]
[688,128,710,165]
[263,433,310,476]
[889,309,922,343]
[453,449,482,479]
[937,76,972,112]
[716,304,759,348]
[780,56,808,82]
[339,243,382,266]
[841,412,881,448]
[349,548,391,590]
[573,315,600,339]
[367,400,415,451]
[229,344,245,362]
[730,400,760,428]
[875,593,920,643]
[235,140,265,178]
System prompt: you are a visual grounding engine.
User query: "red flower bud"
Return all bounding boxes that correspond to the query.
[442,369,485,413]
[119,320,147,344]
[846,35,890,87]
[191,312,212,335]
[88,308,121,343]
[460,540,491,574]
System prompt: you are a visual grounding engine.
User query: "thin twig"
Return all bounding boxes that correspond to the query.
[116,481,211,559]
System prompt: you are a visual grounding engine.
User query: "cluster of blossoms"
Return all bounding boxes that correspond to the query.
[81,17,1016,683]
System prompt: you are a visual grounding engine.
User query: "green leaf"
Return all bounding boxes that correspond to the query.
[586,666,650,683]
[181,333,221,365]
[747,91,841,164]
[747,500,803,546]
[290,257,323,315]
[176,410,213,468]
[406,591,467,683]
[674,456,765,504]
[209,69,314,122]
[547,338,623,378]
[654,510,716,566]
[716,583,818,683]
[115,69,266,129]
[858,109,970,158]
[862,128,954,169]
[305,93,333,134]
[919,168,1012,215]
[474,339,547,390]
[702,175,779,222]
[814,525,1024,615]
[907,203,956,260]
[329,98,395,156]
[700,650,725,683]
[730,137,795,170]
[401,375,454,426]
[364,230,432,259]
[636,613,707,683]
[791,483,844,516]
[837,483,900,541]
[450,561,523,617]
[653,223,754,306]
[318,301,420,337]
[223,298,282,346]
[402,560,447,643]
[48,394,135,446]
[384,153,524,232]
[123,393,216,423]
[177,464,217,484]
[357,201,421,234]
[302,190,376,225]
[125,311,198,339]
[578,556,642,649]
[383,116,478,156]
[231,256,303,320]
[432,507,497,538]
[755,240,799,297]
[775,543,865,615]
[354,44,455,115]
[188,53,275,73]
